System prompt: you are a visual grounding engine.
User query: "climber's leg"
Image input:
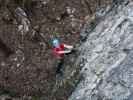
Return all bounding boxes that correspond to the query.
[56,58,64,75]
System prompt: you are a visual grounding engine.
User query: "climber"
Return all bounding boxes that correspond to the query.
[52,38,73,75]
[52,38,73,58]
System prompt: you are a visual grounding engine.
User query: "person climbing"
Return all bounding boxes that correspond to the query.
[52,38,73,75]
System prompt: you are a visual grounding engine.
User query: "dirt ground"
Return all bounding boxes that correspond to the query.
[0,0,112,99]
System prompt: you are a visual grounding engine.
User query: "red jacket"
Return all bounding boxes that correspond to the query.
[53,43,65,58]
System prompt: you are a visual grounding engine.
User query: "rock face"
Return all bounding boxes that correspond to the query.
[0,0,113,99]
[69,0,133,100]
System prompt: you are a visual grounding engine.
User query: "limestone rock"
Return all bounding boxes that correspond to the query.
[69,0,133,100]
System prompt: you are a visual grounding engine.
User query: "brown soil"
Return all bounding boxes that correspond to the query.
[0,0,112,99]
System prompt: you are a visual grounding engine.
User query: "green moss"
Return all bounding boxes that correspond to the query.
[0,89,17,97]
[32,96,41,100]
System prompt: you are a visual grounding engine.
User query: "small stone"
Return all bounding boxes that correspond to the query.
[66,7,71,14]
[1,61,6,66]
[13,57,17,61]
[17,63,21,67]
[18,25,23,32]
[56,17,61,21]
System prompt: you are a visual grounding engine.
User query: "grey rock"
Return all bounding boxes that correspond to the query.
[69,0,133,100]
[15,7,30,35]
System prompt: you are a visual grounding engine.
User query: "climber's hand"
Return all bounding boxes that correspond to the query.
[70,44,79,53]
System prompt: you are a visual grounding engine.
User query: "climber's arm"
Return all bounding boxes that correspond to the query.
[57,50,71,54]
[64,44,73,49]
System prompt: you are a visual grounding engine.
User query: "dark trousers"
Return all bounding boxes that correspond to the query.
[56,58,64,74]
[55,50,76,75]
